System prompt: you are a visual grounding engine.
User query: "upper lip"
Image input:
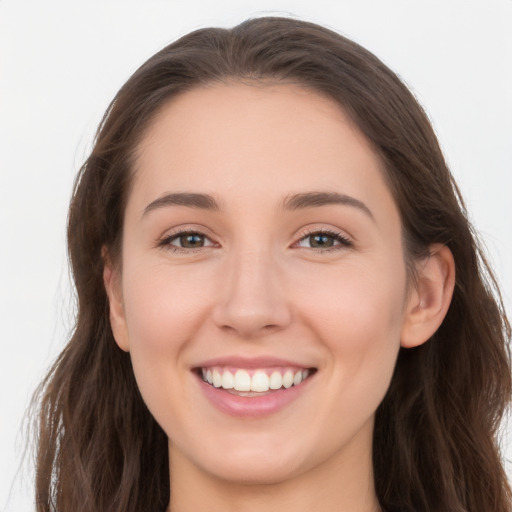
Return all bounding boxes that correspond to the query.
[194,356,315,370]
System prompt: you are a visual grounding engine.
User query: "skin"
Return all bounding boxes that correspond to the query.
[104,83,455,512]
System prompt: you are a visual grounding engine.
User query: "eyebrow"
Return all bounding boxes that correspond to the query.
[142,190,374,220]
[143,192,220,217]
[282,192,374,220]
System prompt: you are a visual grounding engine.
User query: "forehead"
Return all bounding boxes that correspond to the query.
[130,82,396,221]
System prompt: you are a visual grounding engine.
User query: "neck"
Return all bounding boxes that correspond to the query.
[166,431,380,512]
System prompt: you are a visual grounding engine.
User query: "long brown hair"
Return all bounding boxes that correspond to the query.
[33,16,511,512]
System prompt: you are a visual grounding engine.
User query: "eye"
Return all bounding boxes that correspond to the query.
[158,230,216,252]
[295,230,352,251]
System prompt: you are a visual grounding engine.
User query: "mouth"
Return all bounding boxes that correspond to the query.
[194,366,317,396]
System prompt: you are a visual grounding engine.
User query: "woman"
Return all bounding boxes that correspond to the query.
[33,16,511,512]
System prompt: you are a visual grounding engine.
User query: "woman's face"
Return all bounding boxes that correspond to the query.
[108,83,413,485]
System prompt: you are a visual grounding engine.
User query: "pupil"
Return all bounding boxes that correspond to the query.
[181,234,204,248]
[311,234,333,248]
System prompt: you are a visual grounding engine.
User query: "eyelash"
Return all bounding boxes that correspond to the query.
[157,229,216,254]
[157,228,352,254]
[294,228,353,252]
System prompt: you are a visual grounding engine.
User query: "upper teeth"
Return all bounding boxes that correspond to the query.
[201,367,310,393]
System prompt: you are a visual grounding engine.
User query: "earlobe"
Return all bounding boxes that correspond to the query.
[103,248,130,352]
[401,244,455,348]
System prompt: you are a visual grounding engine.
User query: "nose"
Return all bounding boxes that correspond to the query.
[212,249,292,339]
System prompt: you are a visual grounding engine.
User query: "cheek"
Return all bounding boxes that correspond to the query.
[299,258,406,335]
[119,261,210,430]
[121,259,215,354]
[295,257,406,384]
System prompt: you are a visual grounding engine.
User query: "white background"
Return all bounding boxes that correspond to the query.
[1,1,511,510]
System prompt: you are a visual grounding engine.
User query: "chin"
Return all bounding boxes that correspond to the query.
[178,436,312,486]
[206,457,306,486]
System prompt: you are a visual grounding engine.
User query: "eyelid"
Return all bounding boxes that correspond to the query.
[291,226,354,251]
[156,225,220,252]
[155,224,353,253]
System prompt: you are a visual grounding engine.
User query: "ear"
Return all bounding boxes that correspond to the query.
[103,247,130,352]
[401,244,455,348]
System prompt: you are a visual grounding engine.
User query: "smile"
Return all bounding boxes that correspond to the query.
[198,366,315,394]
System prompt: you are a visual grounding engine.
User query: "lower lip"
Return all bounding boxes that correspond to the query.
[196,374,313,417]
